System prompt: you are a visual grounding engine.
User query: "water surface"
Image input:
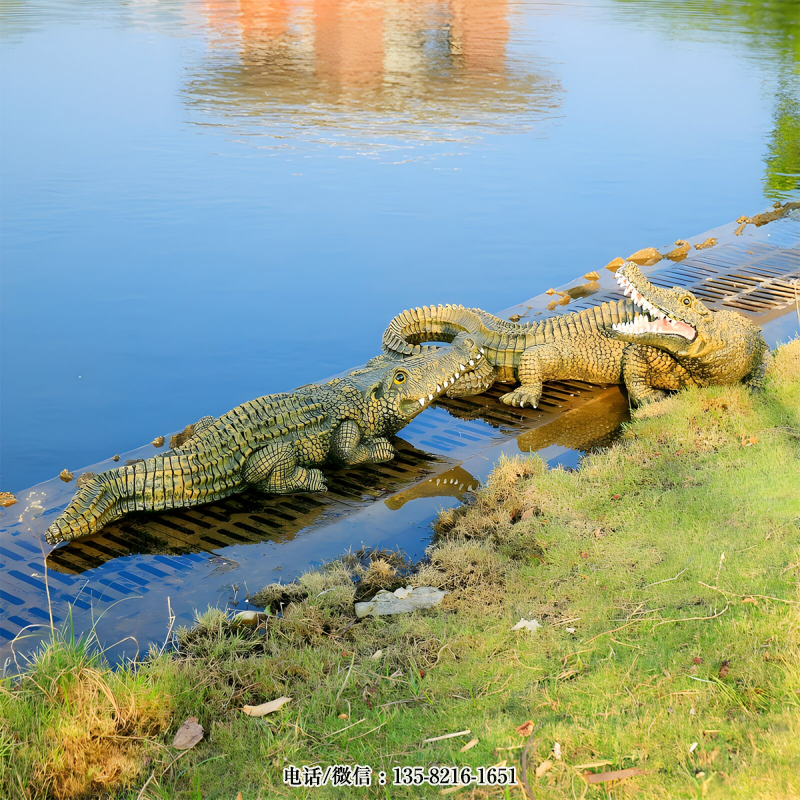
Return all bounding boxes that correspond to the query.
[1,0,798,490]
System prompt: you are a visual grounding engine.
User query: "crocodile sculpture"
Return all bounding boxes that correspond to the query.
[382,262,770,408]
[44,336,484,545]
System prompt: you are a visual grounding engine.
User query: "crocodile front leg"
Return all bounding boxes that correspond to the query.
[243,443,327,493]
[743,349,771,393]
[501,337,626,408]
[621,345,683,405]
[329,420,395,466]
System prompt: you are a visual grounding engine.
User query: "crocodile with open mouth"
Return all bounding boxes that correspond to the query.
[381,262,770,408]
[44,335,484,545]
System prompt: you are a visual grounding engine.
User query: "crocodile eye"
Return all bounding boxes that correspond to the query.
[683,297,691,306]
[393,372,407,385]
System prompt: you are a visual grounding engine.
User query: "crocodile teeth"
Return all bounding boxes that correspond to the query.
[436,385,441,392]
[418,398,425,407]
[428,394,434,401]
[479,348,485,354]
[476,354,482,360]
[459,364,466,370]
[469,360,474,366]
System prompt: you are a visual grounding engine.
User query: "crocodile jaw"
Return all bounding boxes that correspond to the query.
[401,349,485,414]
[612,268,697,342]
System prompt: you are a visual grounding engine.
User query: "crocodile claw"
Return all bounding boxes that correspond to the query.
[499,387,540,409]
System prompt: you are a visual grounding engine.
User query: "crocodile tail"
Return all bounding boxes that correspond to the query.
[382,305,532,355]
[44,451,219,545]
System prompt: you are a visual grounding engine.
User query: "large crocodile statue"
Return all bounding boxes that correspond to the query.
[382,262,770,408]
[44,336,484,545]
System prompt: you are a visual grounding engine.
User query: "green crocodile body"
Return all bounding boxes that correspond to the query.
[382,262,770,408]
[45,337,484,545]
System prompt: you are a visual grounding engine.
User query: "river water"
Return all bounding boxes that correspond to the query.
[1,0,798,493]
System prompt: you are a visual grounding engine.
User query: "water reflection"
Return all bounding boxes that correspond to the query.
[189,0,561,143]
[516,389,630,454]
[384,464,476,510]
[611,0,800,199]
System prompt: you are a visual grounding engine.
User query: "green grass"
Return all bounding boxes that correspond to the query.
[2,339,799,800]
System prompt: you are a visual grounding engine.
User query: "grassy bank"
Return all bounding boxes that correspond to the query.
[2,340,799,800]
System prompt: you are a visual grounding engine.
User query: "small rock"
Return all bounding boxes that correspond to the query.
[665,240,690,261]
[627,247,662,267]
[694,237,717,250]
[508,314,522,322]
[231,610,268,628]
[59,469,74,483]
[354,586,447,618]
[583,270,600,281]
[76,472,97,488]
[112,454,120,462]
[545,288,556,296]
[126,459,144,466]
[0,492,18,508]
[152,436,165,447]
[604,257,625,272]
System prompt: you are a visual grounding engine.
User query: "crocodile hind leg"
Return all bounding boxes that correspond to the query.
[329,420,395,466]
[243,443,327,494]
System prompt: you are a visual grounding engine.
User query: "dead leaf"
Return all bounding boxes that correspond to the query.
[515,720,535,737]
[235,794,242,800]
[242,696,292,717]
[583,767,646,784]
[741,435,758,447]
[521,508,537,522]
[338,713,348,719]
[718,660,731,679]
[59,469,74,483]
[370,649,383,660]
[0,492,18,508]
[741,597,758,605]
[535,760,553,778]
[172,717,204,750]
[460,738,479,752]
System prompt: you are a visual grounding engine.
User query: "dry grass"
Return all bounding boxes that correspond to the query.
[1,628,171,800]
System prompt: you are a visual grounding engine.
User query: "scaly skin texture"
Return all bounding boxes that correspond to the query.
[382,262,770,409]
[45,336,484,545]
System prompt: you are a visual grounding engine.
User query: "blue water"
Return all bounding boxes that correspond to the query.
[1,0,798,492]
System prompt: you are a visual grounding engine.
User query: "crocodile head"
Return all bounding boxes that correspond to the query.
[348,334,485,434]
[610,261,767,380]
